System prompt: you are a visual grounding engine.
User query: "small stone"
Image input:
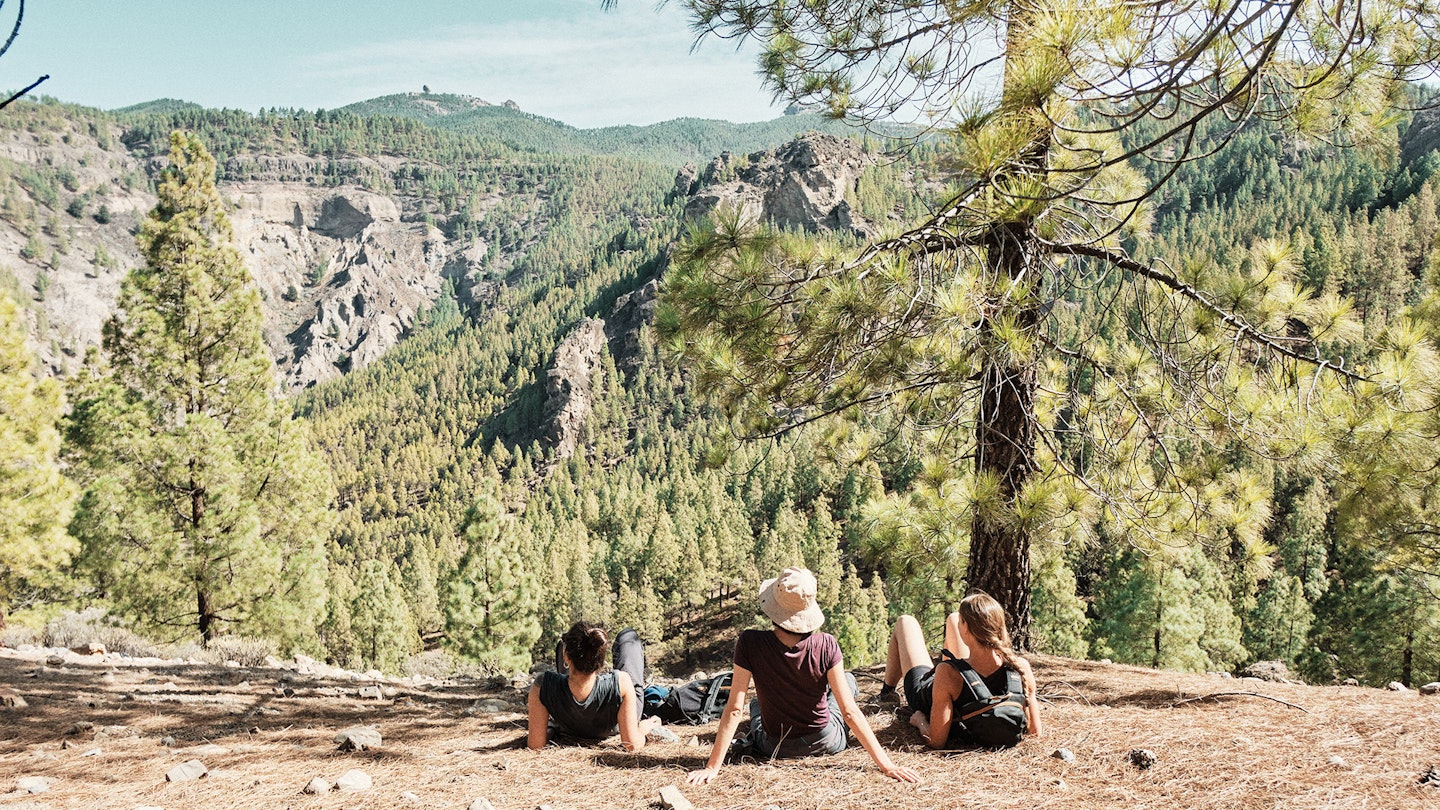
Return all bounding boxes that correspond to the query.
[224,660,240,668]
[687,735,700,747]
[16,776,54,794]
[333,725,382,751]
[1342,678,1360,687]
[46,653,66,666]
[1328,756,1348,768]
[60,739,73,750]
[1241,660,1292,683]
[160,736,176,747]
[648,725,680,743]
[493,759,510,771]
[336,769,371,792]
[81,747,101,757]
[688,671,708,682]
[73,642,107,656]
[0,687,29,708]
[357,686,383,700]
[1128,749,1158,770]
[1420,766,1440,787]
[65,721,94,735]
[99,725,137,738]
[1419,682,1440,696]
[659,784,694,810]
[165,759,208,782]
[468,799,496,810]
[1387,681,1408,692]
[470,698,510,714]
[1051,747,1076,763]
[303,777,330,795]
[400,790,420,803]
[1053,778,1068,790]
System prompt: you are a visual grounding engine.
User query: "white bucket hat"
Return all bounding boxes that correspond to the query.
[759,567,825,634]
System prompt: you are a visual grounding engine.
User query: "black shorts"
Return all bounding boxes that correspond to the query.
[903,664,935,715]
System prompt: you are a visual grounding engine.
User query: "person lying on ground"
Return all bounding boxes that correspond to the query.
[686,567,921,785]
[528,622,662,751]
[877,592,1041,749]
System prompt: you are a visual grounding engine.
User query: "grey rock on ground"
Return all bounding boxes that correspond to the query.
[659,784,694,810]
[336,769,372,792]
[1241,661,1293,682]
[1328,756,1349,768]
[65,721,93,735]
[165,760,207,782]
[1387,681,1408,691]
[468,799,496,810]
[334,725,382,751]
[303,777,330,795]
[0,687,28,708]
[16,776,54,794]
[648,725,680,743]
[1420,766,1440,787]
[1342,678,1360,686]
[1128,749,1158,770]
[400,790,420,802]
[1052,748,1076,763]
[1419,682,1440,696]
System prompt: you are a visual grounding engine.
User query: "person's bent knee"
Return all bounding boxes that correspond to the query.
[895,614,920,631]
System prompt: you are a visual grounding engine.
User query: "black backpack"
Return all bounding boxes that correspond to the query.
[643,671,733,725]
[944,652,1028,748]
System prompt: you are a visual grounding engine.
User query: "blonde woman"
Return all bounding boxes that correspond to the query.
[878,592,1042,748]
[687,567,921,785]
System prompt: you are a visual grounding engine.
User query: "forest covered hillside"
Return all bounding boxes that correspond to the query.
[1,83,1439,695]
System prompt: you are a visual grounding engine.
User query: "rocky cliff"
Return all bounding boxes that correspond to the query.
[536,133,875,462]
[674,132,876,237]
[0,114,520,390]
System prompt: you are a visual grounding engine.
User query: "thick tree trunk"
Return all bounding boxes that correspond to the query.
[964,12,1049,651]
[968,220,1041,650]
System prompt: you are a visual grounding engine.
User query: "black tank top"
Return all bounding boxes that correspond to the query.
[538,670,622,740]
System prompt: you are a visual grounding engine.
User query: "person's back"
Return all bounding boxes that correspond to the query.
[536,667,622,741]
[734,626,841,749]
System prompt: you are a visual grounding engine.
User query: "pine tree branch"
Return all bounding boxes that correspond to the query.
[0,74,47,112]
[1170,692,1310,713]
[1044,242,1368,384]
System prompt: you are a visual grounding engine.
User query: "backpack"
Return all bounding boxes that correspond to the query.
[943,651,1028,748]
[643,671,733,724]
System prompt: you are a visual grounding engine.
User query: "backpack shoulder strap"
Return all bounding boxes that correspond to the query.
[940,650,994,702]
[700,671,733,718]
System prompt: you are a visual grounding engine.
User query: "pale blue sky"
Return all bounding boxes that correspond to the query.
[2,0,780,127]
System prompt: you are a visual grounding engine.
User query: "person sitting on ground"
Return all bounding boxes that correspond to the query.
[686,567,921,785]
[527,622,662,751]
[877,592,1042,748]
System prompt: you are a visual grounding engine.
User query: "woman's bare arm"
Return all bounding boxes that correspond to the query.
[686,667,752,785]
[829,665,921,783]
[527,683,548,750]
[615,671,660,751]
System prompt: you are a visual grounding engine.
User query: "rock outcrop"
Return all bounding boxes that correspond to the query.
[0,116,533,390]
[678,133,875,237]
[541,319,608,460]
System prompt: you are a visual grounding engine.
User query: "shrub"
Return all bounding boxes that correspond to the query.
[199,636,276,667]
[42,609,162,657]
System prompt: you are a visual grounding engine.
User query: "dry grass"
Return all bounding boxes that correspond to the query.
[1,651,1437,809]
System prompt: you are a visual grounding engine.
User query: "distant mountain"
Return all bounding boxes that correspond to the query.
[337,92,883,166]
[111,98,206,115]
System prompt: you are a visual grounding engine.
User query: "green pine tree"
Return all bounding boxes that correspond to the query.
[67,131,335,648]
[350,559,419,672]
[0,291,78,627]
[445,487,541,673]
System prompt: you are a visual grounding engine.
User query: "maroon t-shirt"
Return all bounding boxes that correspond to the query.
[734,628,842,739]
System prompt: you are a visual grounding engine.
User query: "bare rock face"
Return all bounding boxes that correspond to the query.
[604,278,659,376]
[680,133,875,237]
[541,319,608,461]
[0,118,536,391]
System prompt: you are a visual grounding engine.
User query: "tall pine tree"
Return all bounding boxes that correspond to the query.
[0,291,77,628]
[68,131,334,648]
[445,486,541,673]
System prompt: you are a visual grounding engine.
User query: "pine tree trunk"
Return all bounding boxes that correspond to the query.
[968,221,1041,649]
[963,12,1049,651]
[1403,627,1414,687]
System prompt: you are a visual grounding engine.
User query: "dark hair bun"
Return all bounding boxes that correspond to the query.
[562,621,609,674]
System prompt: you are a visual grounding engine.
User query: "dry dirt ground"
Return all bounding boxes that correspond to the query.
[1,649,1438,810]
